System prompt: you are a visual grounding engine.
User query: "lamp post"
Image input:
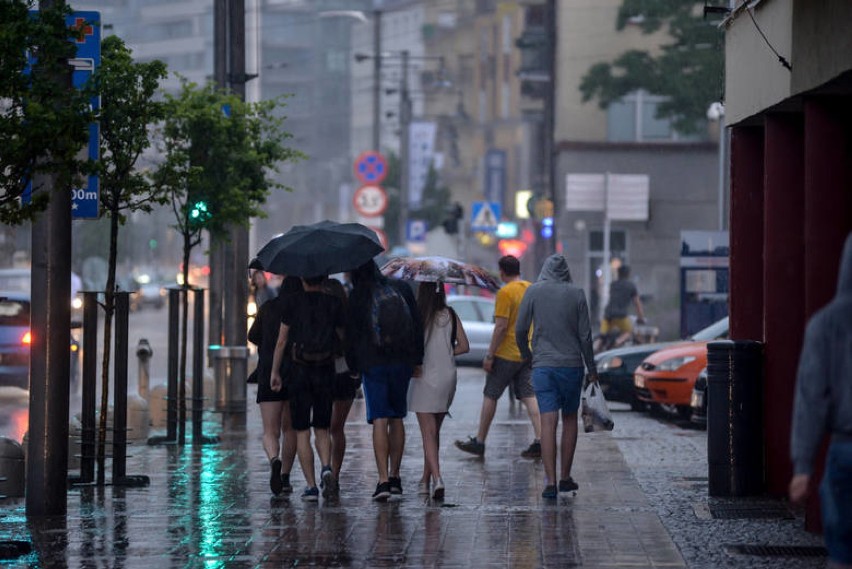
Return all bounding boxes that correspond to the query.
[707,102,726,231]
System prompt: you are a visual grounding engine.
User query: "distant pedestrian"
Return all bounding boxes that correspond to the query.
[594,264,645,352]
[346,260,423,501]
[247,276,301,496]
[455,255,542,459]
[410,282,469,500]
[251,269,278,308]
[321,277,360,496]
[515,254,598,499]
[270,274,345,502]
[789,233,852,568]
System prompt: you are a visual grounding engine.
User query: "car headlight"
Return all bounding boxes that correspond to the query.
[599,356,623,372]
[656,356,696,371]
[71,297,83,310]
[634,374,645,388]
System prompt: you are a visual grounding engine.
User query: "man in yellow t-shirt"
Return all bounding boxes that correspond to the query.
[455,255,542,458]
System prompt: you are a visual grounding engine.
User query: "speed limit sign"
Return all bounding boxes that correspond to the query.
[353,185,388,217]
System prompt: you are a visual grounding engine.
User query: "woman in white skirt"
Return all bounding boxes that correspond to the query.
[410,282,469,499]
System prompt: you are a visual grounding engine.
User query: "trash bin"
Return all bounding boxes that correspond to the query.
[208,345,248,413]
[0,437,25,498]
[707,340,764,497]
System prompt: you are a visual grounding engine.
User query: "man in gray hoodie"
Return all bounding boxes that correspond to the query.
[516,254,598,499]
[790,233,852,567]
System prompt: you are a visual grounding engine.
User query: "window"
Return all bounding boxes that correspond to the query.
[607,90,697,142]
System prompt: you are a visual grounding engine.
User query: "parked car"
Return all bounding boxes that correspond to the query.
[593,316,730,410]
[690,367,708,428]
[634,317,729,418]
[0,291,81,390]
[446,295,494,365]
[131,283,167,311]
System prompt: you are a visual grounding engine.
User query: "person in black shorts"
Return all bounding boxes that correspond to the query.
[271,275,345,502]
[248,276,301,496]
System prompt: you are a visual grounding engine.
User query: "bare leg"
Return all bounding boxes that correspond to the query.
[330,398,353,478]
[260,401,284,461]
[521,396,542,440]
[296,429,316,487]
[280,404,297,474]
[560,412,579,480]
[417,413,440,482]
[476,396,498,443]
[540,411,559,485]
[372,418,389,483]
[313,428,331,469]
[388,418,405,478]
[614,331,630,347]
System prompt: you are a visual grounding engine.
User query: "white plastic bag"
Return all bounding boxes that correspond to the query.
[581,382,614,433]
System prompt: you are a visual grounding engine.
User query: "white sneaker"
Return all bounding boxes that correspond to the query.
[417,479,430,495]
[431,477,445,500]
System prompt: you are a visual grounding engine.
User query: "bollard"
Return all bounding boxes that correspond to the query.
[127,395,150,441]
[148,384,169,430]
[0,438,25,498]
[136,338,153,400]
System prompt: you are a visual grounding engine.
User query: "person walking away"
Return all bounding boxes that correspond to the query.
[594,264,645,352]
[270,275,345,502]
[346,260,424,501]
[516,254,598,499]
[789,233,852,568]
[247,276,301,496]
[410,282,470,500]
[251,269,277,308]
[455,255,542,458]
[321,277,360,498]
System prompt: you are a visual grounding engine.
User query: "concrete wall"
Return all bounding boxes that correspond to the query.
[556,143,718,339]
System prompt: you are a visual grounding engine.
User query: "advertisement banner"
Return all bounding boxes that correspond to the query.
[408,121,437,209]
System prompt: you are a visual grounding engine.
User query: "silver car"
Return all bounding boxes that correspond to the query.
[446,295,495,365]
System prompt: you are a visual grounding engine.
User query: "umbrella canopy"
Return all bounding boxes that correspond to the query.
[380,256,501,291]
[255,220,383,277]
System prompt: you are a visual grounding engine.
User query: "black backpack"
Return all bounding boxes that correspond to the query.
[290,295,337,366]
[371,283,415,355]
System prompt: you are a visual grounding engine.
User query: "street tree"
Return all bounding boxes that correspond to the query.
[153,80,302,424]
[89,35,167,479]
[579,0,725,135]
[382,152,450,248]
[0,0,92,224]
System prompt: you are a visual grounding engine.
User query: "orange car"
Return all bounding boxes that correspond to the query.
[633,341,712,418]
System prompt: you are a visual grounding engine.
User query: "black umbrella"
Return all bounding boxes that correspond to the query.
[255,220,384,277]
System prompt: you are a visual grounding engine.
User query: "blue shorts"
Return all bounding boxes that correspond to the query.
[532,366,584,415]
[362,363,413,423]
[821,439,852,564]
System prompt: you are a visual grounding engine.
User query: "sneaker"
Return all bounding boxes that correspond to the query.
[417,480,430,496]
[321,467,338,499]
[301,486,319,502]
[541,485,558,499]
[372,481,391,502]
[558,477,579,493]
[521,441,541,459]
[269,458,283,495]
[455,436,485,456]
[431,477,445,500]
[280,472,293,494]
[388,476,402,495]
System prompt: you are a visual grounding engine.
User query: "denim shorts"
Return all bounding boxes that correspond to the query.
[820,439,852,564]
[362,363,413,423]
[532,366,584,415]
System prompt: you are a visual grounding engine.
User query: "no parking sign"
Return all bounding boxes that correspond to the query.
[353,151,388,185]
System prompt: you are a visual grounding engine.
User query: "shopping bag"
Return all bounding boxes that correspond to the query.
[581,381,614,433]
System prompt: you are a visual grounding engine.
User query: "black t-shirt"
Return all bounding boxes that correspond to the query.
[605,278,638,319]
[280,290,344,350]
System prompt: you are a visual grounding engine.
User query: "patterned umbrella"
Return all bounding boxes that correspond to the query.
[380,256,501,291]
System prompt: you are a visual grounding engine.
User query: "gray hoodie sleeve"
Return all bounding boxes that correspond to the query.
[577,291,597,375]
[515,292,533,361]
[790,318,831,475]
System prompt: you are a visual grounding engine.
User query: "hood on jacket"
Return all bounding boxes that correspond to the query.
[538,254,572,283]
[837,233,852,298]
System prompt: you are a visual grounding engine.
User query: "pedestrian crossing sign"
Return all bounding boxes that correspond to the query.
[471,201,501,232]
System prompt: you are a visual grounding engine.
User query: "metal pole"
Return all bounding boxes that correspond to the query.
[166,288,180,441]
[372,9,382,151]
[546,0,558,254]
[79,292,99,484]
[601,173,612,324]
[718,115,726,231]
[192,288,205,444]
[112,292,129,483]
[398,49,410,248]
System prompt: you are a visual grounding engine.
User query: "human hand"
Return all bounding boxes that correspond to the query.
[412,366,423,378]
[271,373,282,392]
[789,474,810,506]
[483,356,494,373]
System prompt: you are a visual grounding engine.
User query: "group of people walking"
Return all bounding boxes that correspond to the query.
[248,252,599,503]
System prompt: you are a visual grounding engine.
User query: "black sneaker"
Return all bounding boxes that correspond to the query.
[280,472,293,494]
[388,476,402,495]
[455,436,485,456]
[372,481,391,502]
[542,485,558,499]
[558,477,579,493]
[521,441,541,459]
[269,458,283,495]
[321,467,338,499]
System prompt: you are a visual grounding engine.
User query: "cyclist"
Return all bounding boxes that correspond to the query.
[594,265,645,352]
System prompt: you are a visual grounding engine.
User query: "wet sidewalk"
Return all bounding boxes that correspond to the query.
[1,367,686,568]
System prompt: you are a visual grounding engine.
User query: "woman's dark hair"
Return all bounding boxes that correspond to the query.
[322,277,349,311]
[278,276,303,298]
[350,260,385,288]
[417,281,447,340]
[303,275,325,287]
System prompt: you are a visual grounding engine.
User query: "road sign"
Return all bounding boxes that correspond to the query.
[353,151,388,185]
[471,201,501,232]
[406,219,427,243]
[353,185,388,217]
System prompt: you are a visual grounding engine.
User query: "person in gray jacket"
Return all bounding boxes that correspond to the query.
[516,254,598,499]
[789,232,852,568]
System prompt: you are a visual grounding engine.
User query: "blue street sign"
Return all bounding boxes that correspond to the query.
[471,201,501,233]
[406,219,427,243]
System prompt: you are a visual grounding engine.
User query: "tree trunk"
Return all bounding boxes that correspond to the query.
[179,239,191,444]
[97,209,119,484]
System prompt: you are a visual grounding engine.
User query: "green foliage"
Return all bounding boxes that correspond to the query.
[579,0,724,135]
[381,152,450,248]
[0,0,93,224]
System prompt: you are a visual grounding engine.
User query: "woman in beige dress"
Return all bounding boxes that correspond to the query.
[410,282,469,499]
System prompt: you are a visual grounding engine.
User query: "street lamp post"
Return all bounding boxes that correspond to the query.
[707,102,726,231]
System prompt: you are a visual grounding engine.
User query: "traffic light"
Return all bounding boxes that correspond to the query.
[188,200,211,227]
[442,202,464,235]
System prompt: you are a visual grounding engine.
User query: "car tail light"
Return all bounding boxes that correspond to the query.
[21,331,32,345]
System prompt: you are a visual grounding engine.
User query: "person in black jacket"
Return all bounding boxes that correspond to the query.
[346,260,424,501]
[248,276,301,496]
